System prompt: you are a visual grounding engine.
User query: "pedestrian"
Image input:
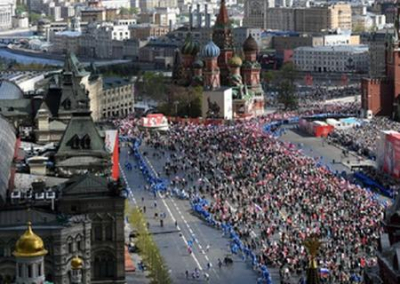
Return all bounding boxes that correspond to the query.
[204,272,210,281]
[206,244,210,252]
[185,270,189,279]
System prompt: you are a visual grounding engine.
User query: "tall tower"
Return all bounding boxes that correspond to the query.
[13,222,48,284]
[201,40,221,90]
[180,33,199,85]
[71,256,84,284]
[212,0,234,86]
[242,34,262,95]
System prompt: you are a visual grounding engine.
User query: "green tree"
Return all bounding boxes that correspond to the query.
[276,62,298,110]
[16,4,27,15]
[136,72,166,101]
[157,85,202,117]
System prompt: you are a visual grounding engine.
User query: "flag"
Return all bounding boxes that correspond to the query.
[254,203,263,212]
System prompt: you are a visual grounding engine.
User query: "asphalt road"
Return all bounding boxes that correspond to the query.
[120,145,261,284]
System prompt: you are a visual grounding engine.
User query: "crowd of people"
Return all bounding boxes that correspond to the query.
[328,117,400,159]
[116,103,388,283]
[299,85,360,104]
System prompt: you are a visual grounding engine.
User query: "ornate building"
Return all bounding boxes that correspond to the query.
[172,0,264,117]
[13,222,48,284]
[361,3,400,120]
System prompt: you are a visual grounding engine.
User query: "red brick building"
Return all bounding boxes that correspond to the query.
[361,6,400,120]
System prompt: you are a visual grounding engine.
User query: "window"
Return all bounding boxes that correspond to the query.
[68,242,73,253]
[77,240,82,251]
[28,264,32,278]
[38,263,42,276]
[18,263,23,277]
[95,226,102,241]
[105,225,112,241]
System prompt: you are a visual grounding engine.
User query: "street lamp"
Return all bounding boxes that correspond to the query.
[174,101,179,117]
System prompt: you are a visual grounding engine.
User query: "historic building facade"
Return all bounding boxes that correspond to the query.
[0,1,15,30]
[172,0,264,117]
[361,4,400,120]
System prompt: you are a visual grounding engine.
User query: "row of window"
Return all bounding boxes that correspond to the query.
[93,224,113,242]
[17,262,43,279]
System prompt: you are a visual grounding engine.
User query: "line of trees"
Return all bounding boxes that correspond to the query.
[128,206,171,284]
[135,71,202,117]
[262,62,298,110]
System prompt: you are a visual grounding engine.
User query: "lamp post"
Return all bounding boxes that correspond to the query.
[174,101,179,117]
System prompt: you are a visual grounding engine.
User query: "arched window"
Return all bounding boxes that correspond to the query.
[105,225,113,241]
[94,226,102,241]
[67,237,73,253]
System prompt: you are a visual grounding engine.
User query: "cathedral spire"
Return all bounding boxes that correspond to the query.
[215,0,230,27]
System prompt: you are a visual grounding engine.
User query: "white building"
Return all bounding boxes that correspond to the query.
[101,77,135,118]
[352,13,386,31]
[0,0,15,30]
[322,34,359,46]
[102,0,131,9]
[293,45,369,73]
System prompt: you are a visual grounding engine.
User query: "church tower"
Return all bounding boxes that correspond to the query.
[242,34,262,95]
[180,33,200,86]
[71,256,84,284]
[212,0,234,86]
[13,222,48,284]
[201,40,221,90]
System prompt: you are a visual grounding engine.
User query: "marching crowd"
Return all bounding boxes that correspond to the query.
[116,103,388,283]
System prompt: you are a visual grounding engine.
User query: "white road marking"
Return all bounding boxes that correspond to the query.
[142,152,222,278]
[142,156,205,271]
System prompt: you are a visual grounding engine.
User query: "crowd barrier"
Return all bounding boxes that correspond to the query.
[124,137,169,194]
[354,172,394,199]
[190,197,273,284]
[122,135,273,283]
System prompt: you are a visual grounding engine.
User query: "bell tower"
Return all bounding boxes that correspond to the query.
[13,222,48,284]
[212,0,234,86]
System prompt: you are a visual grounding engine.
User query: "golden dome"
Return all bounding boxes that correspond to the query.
[71,255,83,270]
[13,222,48,257]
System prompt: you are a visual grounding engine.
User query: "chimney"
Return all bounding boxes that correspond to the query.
[197,4,201,28]
[189,5,193,29]
[205,4,210,28]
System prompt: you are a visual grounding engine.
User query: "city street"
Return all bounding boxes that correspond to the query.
[120,145,261,284]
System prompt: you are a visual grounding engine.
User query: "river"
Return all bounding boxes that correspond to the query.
[0,48,62,66]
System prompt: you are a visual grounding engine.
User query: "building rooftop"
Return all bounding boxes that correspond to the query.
[295,44,368,52]
[103,77,132,90]
[0,80,24,99]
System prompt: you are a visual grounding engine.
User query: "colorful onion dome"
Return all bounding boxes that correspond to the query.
[228,55,243,67]
[181,33,199,56]
[243,34,259,53]
[13,222,48,257]
[200,41,220,58]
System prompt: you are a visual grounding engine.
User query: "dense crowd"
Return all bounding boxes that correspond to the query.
[137,130,382,283]
[328,117,400,158]
[116,103,386,283]
[269,85,360,107]
[301,86,359,102]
